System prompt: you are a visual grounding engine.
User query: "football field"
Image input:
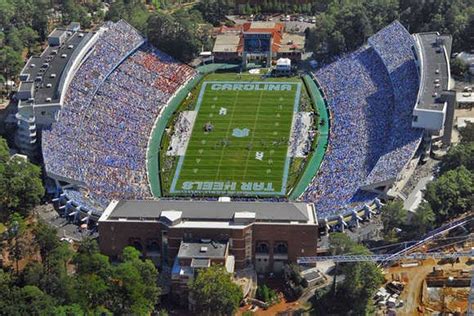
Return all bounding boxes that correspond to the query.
[170,80,301,196]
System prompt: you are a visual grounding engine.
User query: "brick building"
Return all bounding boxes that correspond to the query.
[98,200,318,274]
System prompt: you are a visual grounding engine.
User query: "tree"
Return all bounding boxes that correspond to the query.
[342,259,384,315]
[189,264,243,315]
[0,1,15,28]
[0,137,9,162]
[147,11,203,62]
[381,200,407,239]
[424,166,473,222]
[19,27,39,54]
[71,239,112,312]
[108,247,160,315]
[328,231,356,255]
[53,304,87,316]
[33,221,60,260]
[31,0,50,41]
[313,233,384,315]
[0,137,45,217]
[40,242,74,300]
[74,239,111,278]
[62,0,92,28]
[336,5,373,51]
[107,0,150,33]
[15,285,56,314]
[0,46,23,83]
[439,142,474,174]
[6,213,30,273]
[6,27,24,52]
[410,201,435,236]
[451,58,469,77]
[459,121,474,144]
[195,0,230,26]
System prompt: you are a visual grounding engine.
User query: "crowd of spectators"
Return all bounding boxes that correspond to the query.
[43,21,196,210]
[43,20,422,220]
[63,189,103,216]
[365,21,423,184]
[303,21,422,219]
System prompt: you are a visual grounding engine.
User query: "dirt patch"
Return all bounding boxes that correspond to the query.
[385,257,472,315]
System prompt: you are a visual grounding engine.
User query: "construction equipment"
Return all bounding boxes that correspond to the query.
[297,250,472,264]
[297,248,474,315]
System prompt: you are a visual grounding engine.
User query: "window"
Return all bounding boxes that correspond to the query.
[129,239,143,252]
[146,240,160,252]
[256,242,269,253]
[274,242,288,254]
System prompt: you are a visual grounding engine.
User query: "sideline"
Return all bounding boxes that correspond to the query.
[289,74,330,200]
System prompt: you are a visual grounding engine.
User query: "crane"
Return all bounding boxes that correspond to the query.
[297,249,474,315]
[297,250,472,264]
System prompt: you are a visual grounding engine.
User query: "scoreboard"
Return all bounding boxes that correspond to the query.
[243,33,271,53]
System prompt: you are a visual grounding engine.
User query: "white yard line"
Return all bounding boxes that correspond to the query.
[214,90,241,180]
[241,89,265,180]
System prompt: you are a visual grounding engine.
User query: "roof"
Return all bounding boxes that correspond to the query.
[160,210,182,222]
[457,117,474,129]
[279,33,305,53]
[277,58,291,66]
[103,200,313,223]
[415,32,452,111]
[67,22,81,31]
[457,91,474,103]
[248,21,277,29]
[242,22,284,52]
[19,30,92,105]
[190,258,211,268]
[178,241,227,259]
[457,52,474,65]
[215,22,304,55]
[19,81,34,93]
[213,33,241,53]
[49,29,66,38]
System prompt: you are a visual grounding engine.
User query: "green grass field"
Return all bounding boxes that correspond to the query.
[169,78,302,196]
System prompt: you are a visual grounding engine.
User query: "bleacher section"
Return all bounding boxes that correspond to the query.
[44,19,422,221]
[303,21,422,219]
[365,21,423,185]
[42,21,196,209]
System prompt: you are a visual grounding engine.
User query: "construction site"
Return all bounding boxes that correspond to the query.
[298,213,474,316]
[382,241,472,314]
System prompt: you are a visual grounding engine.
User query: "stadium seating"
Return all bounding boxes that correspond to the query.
[42,21,197,208]
[44,20,421,220]
[365,21,423,185]
[63,189,103,216]
[303,21,422,218]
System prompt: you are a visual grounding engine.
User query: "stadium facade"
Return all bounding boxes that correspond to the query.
[212,22,305,67]
[13,20,455,274]
[98,200,318,274]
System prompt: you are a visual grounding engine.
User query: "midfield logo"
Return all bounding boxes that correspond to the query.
[232,128,250,138]
[255,151,264,160]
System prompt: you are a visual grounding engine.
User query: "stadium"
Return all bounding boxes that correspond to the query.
[15,19,453,231]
